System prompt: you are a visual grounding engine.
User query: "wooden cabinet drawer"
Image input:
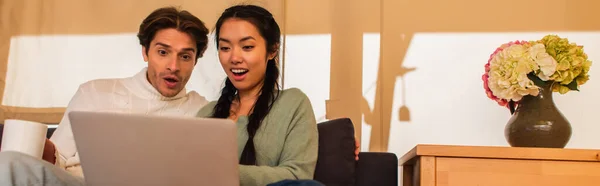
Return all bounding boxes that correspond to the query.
[436,157,600,186]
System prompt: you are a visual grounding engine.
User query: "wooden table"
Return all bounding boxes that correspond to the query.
[399,144,600,186]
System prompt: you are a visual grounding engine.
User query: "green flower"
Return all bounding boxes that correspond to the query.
[538,35,592,94]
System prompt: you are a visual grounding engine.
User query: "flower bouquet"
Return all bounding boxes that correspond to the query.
[482,35,592,148]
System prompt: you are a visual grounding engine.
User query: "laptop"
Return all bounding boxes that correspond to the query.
[68,111,239,186]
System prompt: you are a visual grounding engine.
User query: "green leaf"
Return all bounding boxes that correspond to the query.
[508,101,516,115]
[567,80,579,91]
[527,72,547,87]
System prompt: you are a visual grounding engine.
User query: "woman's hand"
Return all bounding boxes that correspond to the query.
[42,139,56,164]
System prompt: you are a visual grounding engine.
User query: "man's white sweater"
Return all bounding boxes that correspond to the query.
[49,67,208,177]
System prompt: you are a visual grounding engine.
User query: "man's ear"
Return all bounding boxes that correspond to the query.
[199,45,208,57]
[194,45,208,66]
[142,46,148,62]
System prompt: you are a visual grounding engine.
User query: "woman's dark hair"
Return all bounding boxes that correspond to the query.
[212,5,281,165]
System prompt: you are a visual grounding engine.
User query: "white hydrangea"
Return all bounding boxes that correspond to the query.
[529,43,558,81]
[487,43,540,101]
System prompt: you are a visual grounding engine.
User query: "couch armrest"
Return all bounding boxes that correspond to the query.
[314,118,357,186]
[355,152,398,186]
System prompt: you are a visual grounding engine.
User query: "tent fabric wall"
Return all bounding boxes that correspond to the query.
[3,0,600,155]
[0,0,284,124]
[375,0,600,152]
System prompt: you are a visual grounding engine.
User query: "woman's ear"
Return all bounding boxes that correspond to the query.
[268,43,280,60]
[268,52,276,61]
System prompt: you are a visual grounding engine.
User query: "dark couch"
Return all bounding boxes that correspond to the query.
[314,118,398,186]
[0,118,397,186]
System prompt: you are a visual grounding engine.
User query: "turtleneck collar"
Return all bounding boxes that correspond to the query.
[123,67,188,101]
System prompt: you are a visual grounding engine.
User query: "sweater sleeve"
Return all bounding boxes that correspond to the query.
[239,90,319,186]
[49,82,97,177]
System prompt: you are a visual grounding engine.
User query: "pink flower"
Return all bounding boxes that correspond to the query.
[483,40,529,109]
[482,73,507,107]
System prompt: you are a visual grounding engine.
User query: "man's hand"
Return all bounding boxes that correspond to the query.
[42,139,56,164]
[354,138,360,161]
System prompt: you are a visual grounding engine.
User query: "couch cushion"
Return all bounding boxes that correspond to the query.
[355,152,398,186]
[313,118,357,186]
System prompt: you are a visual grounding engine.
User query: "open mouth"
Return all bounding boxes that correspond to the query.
[164,77,179,83]
[163,76,180,88]
[231,68,249,76]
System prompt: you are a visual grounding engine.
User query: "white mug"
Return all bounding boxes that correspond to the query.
[1,119,48,159]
